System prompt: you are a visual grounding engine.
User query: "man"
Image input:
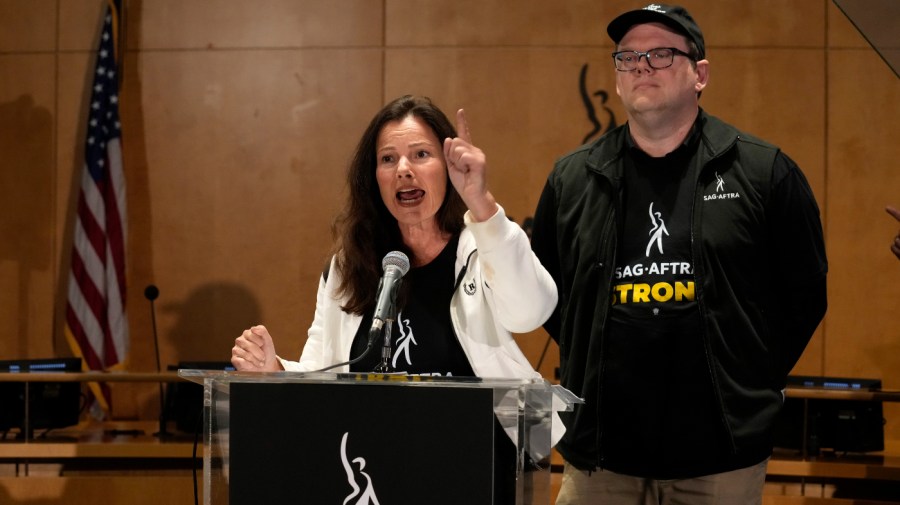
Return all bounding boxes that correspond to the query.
[530,4,828,504]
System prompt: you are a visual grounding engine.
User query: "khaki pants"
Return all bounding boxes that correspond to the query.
[555,459,768,505]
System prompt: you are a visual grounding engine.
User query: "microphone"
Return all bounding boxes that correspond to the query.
[371,252,410,373]
[314,251,410,374]
[145,284,162,374]
[144,284,160,302]
[145,284,168,437]
[370,251,411,334]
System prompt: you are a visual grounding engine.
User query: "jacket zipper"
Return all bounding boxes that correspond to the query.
[595,171,621,470]
[691,135,741,455]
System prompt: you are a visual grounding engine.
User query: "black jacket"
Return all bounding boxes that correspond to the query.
[531,110,828,473]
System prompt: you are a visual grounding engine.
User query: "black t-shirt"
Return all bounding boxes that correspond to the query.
[350,235,474,377]
[600,125,730,479]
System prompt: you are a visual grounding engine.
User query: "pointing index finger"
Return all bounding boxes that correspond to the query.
[887,205,900,222]
[456,108,472,143]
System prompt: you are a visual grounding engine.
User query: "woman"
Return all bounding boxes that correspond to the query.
[231,95,557,379]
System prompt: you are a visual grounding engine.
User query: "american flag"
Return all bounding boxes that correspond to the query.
[64,0,128,413]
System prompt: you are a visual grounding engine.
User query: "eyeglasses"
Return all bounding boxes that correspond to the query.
[611,47,695,72]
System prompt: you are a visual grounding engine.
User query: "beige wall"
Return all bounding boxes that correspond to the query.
[1,0,898,438]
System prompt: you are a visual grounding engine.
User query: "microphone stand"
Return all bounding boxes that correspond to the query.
[372,320,395,373]
[145,285,170,438]
[371,272,401,374]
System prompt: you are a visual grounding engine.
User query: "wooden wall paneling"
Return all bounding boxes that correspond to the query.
[129,0,383,50]
[827,0,887,49]
[0,0,57,52]
[827,0,900,447]
[384,0,825,48]
[825,45,900,440]
[57,0,107,52]
[384,0,612,47]
[0,54,59,360]
[689,0,824,48]
[0,0,61,364]
[824,57,900,378]
[107,48,383,418]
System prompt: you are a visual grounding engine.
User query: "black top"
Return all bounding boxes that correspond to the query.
[350,235,474,377]
[600,126,727,478]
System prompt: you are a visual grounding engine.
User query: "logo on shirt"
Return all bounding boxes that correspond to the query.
[464,278,476,296]
[392,312,417,369]
[613,202,696,308]
[704,172,741,201]
[340,432,381,505]
[384,313,453,377]
[646,202,669,257]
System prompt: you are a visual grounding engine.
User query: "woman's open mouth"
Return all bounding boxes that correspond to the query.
[397,188,425,206]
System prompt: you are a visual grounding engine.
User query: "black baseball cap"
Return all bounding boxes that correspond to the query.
[607,3,706,60]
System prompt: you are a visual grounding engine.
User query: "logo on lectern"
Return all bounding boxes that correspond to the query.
[340,432,380,505]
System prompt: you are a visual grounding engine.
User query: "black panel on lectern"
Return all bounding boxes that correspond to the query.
[230,382,496,505]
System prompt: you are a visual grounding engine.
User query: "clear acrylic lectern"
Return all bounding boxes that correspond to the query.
[179,370,578,505]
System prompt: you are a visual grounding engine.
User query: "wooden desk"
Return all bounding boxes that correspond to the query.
[0,372,187,438]
[784,386,900,403]
[765,387,900,503]
[0,371,183,383]
[768,440,900,481]
[0,421,195,461]
[775,386,900,478]
[0,372,201,504]
[547,386,900,504]
[0,372,196,475]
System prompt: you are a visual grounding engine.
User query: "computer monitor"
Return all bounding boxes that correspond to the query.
[774,375,884,453]
[165,361,235,433]
[0,358,83,435]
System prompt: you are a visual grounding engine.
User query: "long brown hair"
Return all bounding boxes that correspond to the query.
[331,95,466,315]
